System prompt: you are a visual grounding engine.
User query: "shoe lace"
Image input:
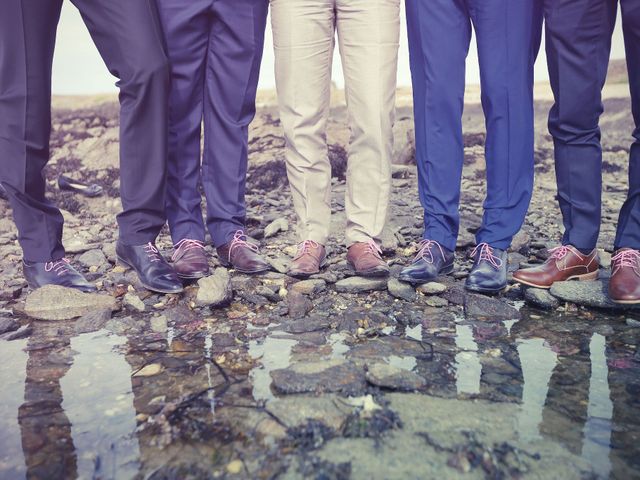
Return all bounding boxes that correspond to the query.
[471,243,503,270]
[229,230,259,258]
[172,239,205,262]
[144,242,162,263]
[414,240,445,264]
[365,240,383,259]
[294,240,320,260]
[548,245,575,261]
[612,249,640,272]
[44,258,71,276]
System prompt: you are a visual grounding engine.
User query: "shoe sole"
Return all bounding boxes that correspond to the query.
[514,270,599,290]
[609,297,640,305]
[348,266,390,278]
[465,284,506,295]
[287,259,328,279]
[398,264,454,285]
[116,257,184,294]
[177,272,208,280]
[218,259,271,275]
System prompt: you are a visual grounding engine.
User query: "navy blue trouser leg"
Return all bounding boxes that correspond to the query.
[615,0,640,249]
[406,0,539,251]
[544,0,618,251]
[158,0,268,248]
[0,0,170,262]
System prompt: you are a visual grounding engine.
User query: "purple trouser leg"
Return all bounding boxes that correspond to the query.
[157,0,269,248]
[0,0,170,263]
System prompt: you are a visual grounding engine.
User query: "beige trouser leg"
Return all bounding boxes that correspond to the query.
[337,0,399,245]
[271,0,399,246]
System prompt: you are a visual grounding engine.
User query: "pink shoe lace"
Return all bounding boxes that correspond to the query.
[172,239,205,262]
[365,239,383,259]
[294,240,320,260]
[414,240,445,264]
[229,230,260,259]
[144,242,162,263]
[471,243,503,269]
[44,258,71,276]
[612,249,640,274]
[548,245,578,260]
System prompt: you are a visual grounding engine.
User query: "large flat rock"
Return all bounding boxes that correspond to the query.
[270,359,366,396]
[550,279,639,310]
[24,285,117,320]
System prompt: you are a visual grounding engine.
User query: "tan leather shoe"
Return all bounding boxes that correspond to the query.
[217,231,270,274]
[171,239,209,279]
[288,240,326,278]
[609,248,640,304]
[347,240,390,277]
[512,245,599,289]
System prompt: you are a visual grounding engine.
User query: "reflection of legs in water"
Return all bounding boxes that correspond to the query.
[606,332,640,478]
[471,322,524,402]
[18,322,77,479]
[540,334,591,455]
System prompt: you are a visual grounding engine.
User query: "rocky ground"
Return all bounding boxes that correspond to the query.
[1,80,639,479]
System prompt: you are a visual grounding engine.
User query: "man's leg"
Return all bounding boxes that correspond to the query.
[71,0,171,246]
[405,0,471,252]
[270,0,335,246]
[156,0,212,245]
[545,0,617,251]
[614,0,640,250]
[471,0,541,250]
[204,0,269,247]
[335,0,399,246]
[0,0,65,263]
[72,0,183,294]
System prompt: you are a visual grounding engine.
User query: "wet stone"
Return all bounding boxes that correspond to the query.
[426,296,449,308]
[335,277,388,294]
[270,359,366,395]
[365,363,427,391]
[290,279,326,295]
[74,308,112,334]
[196,268,233,307]
[524,288,560,310]
[24,285,117,321]
[0,317,19,335]
[626,318,640,327]
[77,248,107,268]
[417,282,447,295]
[0,324,32,340]
[282,315,332,333]
[287,291,314,318]
[463,293,520,321]
[550,280,639,310]
[387,278,416,301]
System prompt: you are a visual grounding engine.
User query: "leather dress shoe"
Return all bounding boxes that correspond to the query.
[116,241,183,294]
[23,258,97,292]
[513,245,599,289]
[171,239,209,279]
[288,240,326,278]
[465,243,508,294]
[347,240,389,277]
[398,240,454,284]
[609,248,640,304]
[217,231,270,274]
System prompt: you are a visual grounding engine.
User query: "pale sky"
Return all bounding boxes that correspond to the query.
[52,2,627,95]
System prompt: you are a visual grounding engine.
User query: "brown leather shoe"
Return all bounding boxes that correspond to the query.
[288,240,327,278]
[512,245,599,289]
[609,248,640,304]
[171,239,209,279]
[217,231,270,274]
[347,240,390,277]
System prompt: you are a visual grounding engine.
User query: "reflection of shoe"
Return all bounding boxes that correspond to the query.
[58,175,103,197]
[398,240,454,284]
[171,239,209,279]
[116,242,183,294]
[216,231,270,274]
[609,248,640,304]
[288,240,326,278]
[347,240,390,277]
[23,258,97,292]
[465,243,508,294]
[513,245,599,289]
